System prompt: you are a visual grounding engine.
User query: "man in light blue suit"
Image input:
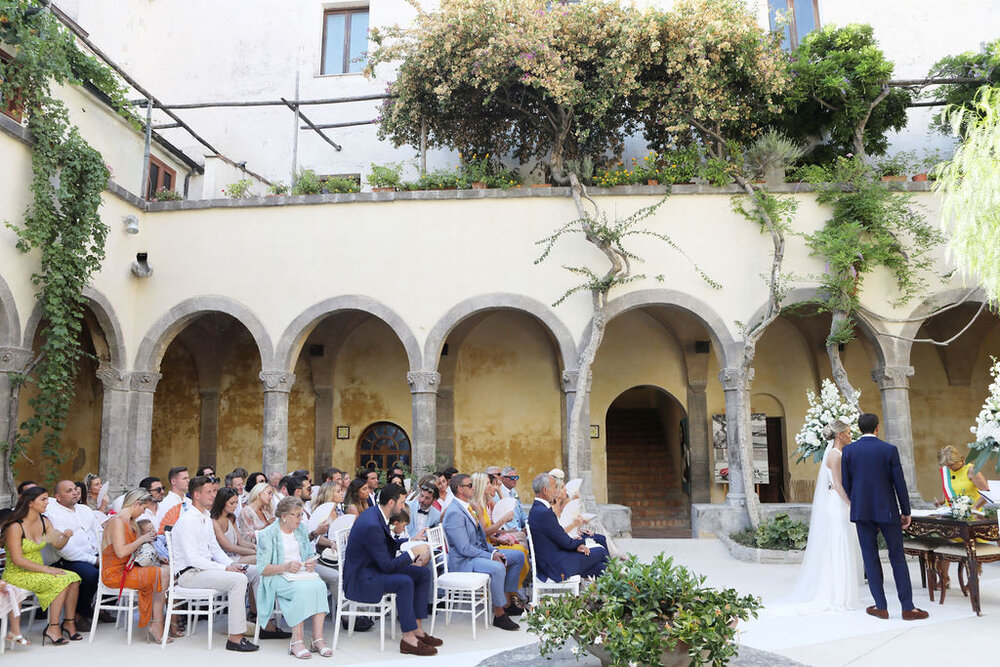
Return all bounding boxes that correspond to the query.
[442,473,525,631]
[405,483,442,540]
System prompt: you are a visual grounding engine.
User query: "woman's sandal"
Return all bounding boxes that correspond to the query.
[41,623,68,646]
[311,637,333,657]
[289,639,312,659]
[5,633,30,647]
[60,618,83,641]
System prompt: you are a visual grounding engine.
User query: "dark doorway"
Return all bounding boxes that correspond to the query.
[605,386,690,538]
[758,416,787,503]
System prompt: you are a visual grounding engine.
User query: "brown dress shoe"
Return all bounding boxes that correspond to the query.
[901,608,929,621]
[400,638,437,656]
[866,606,889,619]
[416,633,443,647]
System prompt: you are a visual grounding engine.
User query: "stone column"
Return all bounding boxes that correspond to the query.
[562,369,595,504]
[127,371,162,487]
[0,347,33,507]
[313,385,334,476]
[260,370,295,476]
[198,387,220,470]
[686,378,711,504]
[871,364,920,502]
[719,366,755,529]
[407,371,440,475]
[96,364,131,495]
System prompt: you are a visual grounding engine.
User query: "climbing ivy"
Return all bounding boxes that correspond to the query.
[1,0,130,482]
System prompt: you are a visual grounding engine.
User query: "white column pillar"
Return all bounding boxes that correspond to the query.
[407,371,440,476]
[871,363,920,502]
[1,347,34,507]
[260,370,295,476]
[127,371,162,487]
[95,364,131,496]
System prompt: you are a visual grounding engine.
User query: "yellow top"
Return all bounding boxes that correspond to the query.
[945,463,982,504]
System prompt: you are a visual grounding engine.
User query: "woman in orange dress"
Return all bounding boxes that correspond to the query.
[101,488,170,643]
[470,472,530,591]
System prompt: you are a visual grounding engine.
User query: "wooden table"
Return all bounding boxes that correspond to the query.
[904,514,999,615]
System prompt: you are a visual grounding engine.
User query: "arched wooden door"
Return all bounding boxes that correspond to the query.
[356,421,411,472]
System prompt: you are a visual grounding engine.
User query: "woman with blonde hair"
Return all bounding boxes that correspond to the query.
[101,488,171,643]
[237,481,276,545]
[470,472,529,592]
[935,445,990,586]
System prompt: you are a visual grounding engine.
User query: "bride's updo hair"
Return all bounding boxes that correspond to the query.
[821,419,850,441]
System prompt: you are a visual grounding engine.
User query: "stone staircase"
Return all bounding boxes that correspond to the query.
[606,409,691,538]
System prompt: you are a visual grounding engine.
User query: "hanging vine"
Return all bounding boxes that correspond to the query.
[1,0,130,483]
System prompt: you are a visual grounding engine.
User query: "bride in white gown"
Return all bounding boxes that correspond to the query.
[773,419,865,614]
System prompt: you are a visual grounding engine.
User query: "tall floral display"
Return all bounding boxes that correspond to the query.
[968,357,1000,474]
[793,379,861,463]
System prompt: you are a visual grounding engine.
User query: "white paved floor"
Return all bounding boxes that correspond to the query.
[3,538,995,665]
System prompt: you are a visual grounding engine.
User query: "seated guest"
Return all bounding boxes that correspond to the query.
[2,487,83,645]
[212,487,257,563]
[322,468,343,484]
[443,474,524,630]
[16,480,37,496]
[471,473,529,591]
[0,579,29,647]
[405,479,441,540]
[172,476,259,652]
[345,478,372,517]
[102,488,171,642]
[246,472,267,496]
[363,469,380,506]
[936,445,992,585]
[138,476,165,520]
[497,466,527,532]
[343,483,441,656]
[528,473,608,582]
[313,481,346,518]
[45,480,101,626]
[238,481,276,545]
[83,473,109,513]
[256,497,331,658]
[433,471,454,515]
[551,480,613,556]
[224,472,246,506]
[287,474,312,518]
[155,466,191,533]
[196,465,216,479]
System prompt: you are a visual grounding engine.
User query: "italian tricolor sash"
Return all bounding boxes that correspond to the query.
[940,466,958,504]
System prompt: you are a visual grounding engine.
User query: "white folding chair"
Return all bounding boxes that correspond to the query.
[426,525,490,638]
[331,528,395,652]
[526,523,580,607]
[163,531,229,649]
[88,546,139,644]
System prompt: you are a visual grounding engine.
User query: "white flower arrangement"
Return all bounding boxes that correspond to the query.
[793,378,861,464]
[950,494,973,520]
[968,357,1000,474]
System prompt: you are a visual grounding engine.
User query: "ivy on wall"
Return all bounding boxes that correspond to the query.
[1,0,130,482]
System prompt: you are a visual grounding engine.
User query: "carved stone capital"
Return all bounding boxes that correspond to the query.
[561,369,592,394]
[199,387,220,400]
[96,364,130,391]
[406,371,440,394]
[260,370,296,393]
[688,378,708,393]
[0,346,34,373]
[871,365,914,391]
[718,367,753,392]
[129,371,162,393]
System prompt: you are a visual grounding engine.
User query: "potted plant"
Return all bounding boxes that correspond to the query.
[367,162,403,192]
[461,152,492,189]
[222,178,253,199]
[912,149,943,182]
[266,181,289,196]
[527,554,761,666]
[292,169,323,195]
[876,151,914,182]
[323,176,360,194]
[745,129,804,187]
[152,187,183,202]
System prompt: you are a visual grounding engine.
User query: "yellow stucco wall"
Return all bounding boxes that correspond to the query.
[150,339,199,477]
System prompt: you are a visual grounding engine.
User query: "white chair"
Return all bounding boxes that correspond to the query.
[525,523,580,607]
[426,525,490,638]
[331,528,396,652]
[88,546,139,644]
[0,548,41,654]
[163,531,229,649]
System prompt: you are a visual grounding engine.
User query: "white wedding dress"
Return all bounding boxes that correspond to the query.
[770,443,865,614]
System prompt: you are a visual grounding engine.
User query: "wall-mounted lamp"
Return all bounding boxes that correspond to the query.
[131,252,153,278]
[123,214,139,235]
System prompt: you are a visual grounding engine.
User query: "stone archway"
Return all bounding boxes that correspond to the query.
[605,385,689,537]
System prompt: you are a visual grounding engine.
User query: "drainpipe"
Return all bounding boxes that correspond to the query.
[140,99,152,200]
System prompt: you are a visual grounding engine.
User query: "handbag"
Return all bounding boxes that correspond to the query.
[132,542,159,567]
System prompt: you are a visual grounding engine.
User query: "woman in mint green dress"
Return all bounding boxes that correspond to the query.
[2,486,82,645]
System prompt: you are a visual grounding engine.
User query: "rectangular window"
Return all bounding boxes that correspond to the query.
[0,48,24,122]
[146,155,177,199]
[768,0,820,50]
[322,8,369,75]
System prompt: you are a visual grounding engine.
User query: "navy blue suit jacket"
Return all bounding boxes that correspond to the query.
[343,504,414,604]
[841,435,911,523]
[528,500,585,581]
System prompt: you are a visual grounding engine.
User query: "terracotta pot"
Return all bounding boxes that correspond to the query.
[530,183,552,188]
[647,179,660,186]
[586,641,709,666]
[471,182,487,190]
[912,173,928,182]
[372,186,395,192]
[880,175,907,182]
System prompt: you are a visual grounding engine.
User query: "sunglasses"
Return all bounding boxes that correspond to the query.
[504,475,519,481]
[460,483,473,488]
[420,484,437,494]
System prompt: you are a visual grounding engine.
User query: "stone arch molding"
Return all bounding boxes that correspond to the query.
[275,296,422,373]
[134,295,274,372]
[593,289,737,368]
[422,293,577,373]
[897,287,988,342]
[21,285,127,369]
[0,273,19,347]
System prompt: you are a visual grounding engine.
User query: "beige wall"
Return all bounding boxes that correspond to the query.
[150,339,200,477]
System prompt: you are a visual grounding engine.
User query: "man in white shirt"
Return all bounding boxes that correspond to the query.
[156,466,191,533]
[47,480,100,625]
[171,475,259,652]
[498,466,527,531]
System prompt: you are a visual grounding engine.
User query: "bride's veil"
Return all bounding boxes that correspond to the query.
[784,440,838,605]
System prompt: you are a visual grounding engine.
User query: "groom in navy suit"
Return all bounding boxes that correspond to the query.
[842,413,928,621]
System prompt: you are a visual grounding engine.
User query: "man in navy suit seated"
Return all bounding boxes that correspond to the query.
[842,413,928,621]
[342,483,444,656]
[528,473,608,582]
[442,473,525,631]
